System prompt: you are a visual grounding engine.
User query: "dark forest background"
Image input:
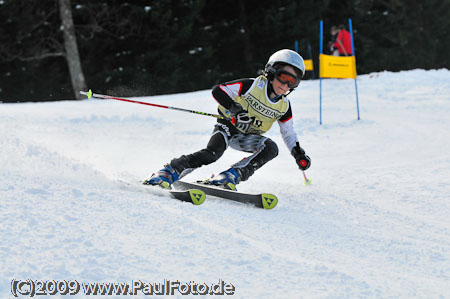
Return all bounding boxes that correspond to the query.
[1,0,449,102]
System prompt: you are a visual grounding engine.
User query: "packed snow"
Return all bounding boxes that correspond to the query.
[1,69,450,298]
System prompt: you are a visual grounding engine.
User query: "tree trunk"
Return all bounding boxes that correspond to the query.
[237,1,253,74]
[58,0,86,100]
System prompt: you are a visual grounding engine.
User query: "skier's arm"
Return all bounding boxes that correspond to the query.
[278,104,311,170]
[212,78,254,110]
[278,104,298,151]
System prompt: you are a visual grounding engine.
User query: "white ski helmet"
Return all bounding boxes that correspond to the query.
[265,49,305,78]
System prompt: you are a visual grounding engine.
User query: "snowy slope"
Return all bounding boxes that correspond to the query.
[1,69,450,298]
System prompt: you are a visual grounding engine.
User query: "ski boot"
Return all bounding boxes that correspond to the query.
[143,164,179,189]
[207,167,240,191]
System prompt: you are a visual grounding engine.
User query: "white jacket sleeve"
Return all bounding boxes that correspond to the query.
[278,117,299,152]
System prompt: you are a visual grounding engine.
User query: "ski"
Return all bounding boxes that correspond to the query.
[117,180,206,205]
[162,188,206,205]
[173,180,278,209]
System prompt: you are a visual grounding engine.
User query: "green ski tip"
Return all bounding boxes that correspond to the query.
[86,89,93,99]
[188,189,206,205]
[261,193,278,209]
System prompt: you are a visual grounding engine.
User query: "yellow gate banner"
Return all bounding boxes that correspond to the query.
[304,59,314,71]
[319,54,356,79]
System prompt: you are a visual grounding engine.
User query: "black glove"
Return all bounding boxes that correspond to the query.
[291,142,311,170]
[229,103,252,133]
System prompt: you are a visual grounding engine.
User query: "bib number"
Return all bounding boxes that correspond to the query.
[250,116,263,128]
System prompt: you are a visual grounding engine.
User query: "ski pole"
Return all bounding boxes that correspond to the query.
[302,170,312,185]
[80,89,225,120]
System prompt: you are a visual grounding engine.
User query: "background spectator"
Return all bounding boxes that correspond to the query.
[333,24,353,56]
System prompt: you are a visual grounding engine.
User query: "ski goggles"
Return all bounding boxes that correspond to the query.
[274,70,300,89]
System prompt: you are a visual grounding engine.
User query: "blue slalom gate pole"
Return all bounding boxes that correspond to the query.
[308,42,315,79]
[349,18,360,120]
[294,40,299,52]
[319,20,323,125]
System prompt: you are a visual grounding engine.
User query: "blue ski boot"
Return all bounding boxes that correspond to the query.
[143,164,179,189]
[208,167,240,191]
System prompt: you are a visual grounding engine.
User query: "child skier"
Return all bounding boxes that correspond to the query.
[144,49,311,190]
